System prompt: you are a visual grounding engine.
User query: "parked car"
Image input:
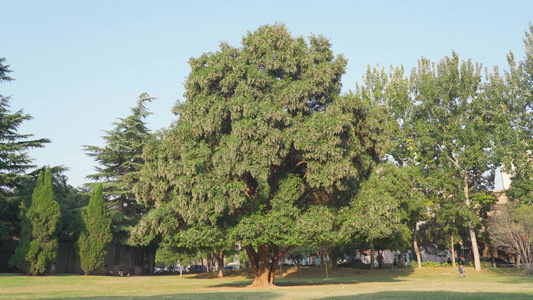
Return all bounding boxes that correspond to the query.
[480,257,516,267]
[153,267,163,274]
[223,265,239,270]
[188,265,207,273]
[174,266,187,273]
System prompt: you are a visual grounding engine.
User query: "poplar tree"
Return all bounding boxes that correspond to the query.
[25,168,61,275]
[134,24,387,287]
[77,183,112,275]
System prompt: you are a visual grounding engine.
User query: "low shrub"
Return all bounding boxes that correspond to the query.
[421,261,441,267]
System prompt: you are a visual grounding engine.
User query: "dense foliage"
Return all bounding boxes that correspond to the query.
[77,183,112,274]
[84,93,154,243]
[0,58,50,268]
[133,24,389,286]
[19,169,61,275]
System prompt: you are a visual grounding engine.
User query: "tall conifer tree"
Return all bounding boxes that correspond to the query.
[84,93,154,267]
[0,58,50,253]
[77,183,112,274]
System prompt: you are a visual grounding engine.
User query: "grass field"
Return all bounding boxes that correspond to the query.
[1,266,532,299]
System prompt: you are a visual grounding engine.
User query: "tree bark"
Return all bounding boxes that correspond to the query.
[413,227,422,269]
[245,244,271,287]
[245,244,296,287]
[463,176,481,271]
[214,250,225,278]
[451,234,456,268]
[370,243,375,270]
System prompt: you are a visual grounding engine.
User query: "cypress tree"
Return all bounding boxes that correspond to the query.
[77,183,112,275]
[25,168,61,275]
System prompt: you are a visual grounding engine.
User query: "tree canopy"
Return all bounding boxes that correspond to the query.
[134,24,389,286]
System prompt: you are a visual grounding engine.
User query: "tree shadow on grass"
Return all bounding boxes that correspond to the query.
[317,290,533,299]
[208,276,408,288]
[46,291,280,300]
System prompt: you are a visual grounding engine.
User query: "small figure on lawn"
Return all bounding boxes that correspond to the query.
[447,257,452,265]
[458,258,466,278]
[376,252,384,269]
[393,258,398,273]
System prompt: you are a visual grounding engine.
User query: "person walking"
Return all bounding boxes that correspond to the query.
[458,258,466,278]
[393,258,398,273]
[377,252,384,269]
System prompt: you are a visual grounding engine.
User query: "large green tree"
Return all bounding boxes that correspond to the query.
[84,93,154,268]
[77,183,112,275]
[23,168,61,275]
[0,58,50,264]
[134,24,387,287]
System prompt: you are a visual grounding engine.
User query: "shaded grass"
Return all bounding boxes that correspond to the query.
[1,266,531,299]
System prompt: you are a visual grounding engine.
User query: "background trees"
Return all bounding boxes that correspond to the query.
[489,203,533,274]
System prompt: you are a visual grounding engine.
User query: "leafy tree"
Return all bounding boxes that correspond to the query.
[354,65,430,269]
[371,53,497,271]
[77,183,112,275]
[24,168,61,275]
[0,58,50,266]
[493,24,533,205]
[134,24,387,287]
[84,93,155,267]
[489,203,533,275]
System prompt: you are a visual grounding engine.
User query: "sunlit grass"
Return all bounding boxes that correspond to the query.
[1,266,531,299]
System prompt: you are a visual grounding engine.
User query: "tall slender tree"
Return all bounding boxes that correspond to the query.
[25,168,61,275]
[405,53,498,271]
[77,183,112,275]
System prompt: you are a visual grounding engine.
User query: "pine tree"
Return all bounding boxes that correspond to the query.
[77,183,112,275]
[0,58,50,247]
[25,168,61,275]
[84,93,154,268]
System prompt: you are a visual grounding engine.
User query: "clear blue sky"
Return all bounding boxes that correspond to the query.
[1,0,531,188]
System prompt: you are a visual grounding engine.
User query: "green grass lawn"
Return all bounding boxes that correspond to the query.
[1,266,531,299]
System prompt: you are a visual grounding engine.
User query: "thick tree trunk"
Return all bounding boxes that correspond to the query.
[463,177,481,271]
[399,251,404,265]
[246,244,272,287]
[451,234,456,268]
[214,250,225,278]
[245,244,296,287]
[413,227,422,269]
